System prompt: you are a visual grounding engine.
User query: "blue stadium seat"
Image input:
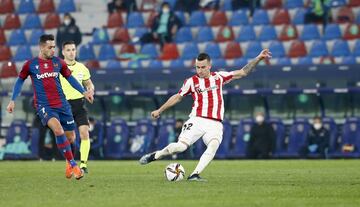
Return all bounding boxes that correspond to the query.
[196,26,214,42]
[104,118,129,159]
[126,119,155,158]
[322,117,338,155]
[268,118,285,156]
[169,59,185,68]
[222,0,232,11]
[228,10,248,26]
[292,8,306,25]
[57,0,76,13]
[229,118,254,158]
[13,45,32,61]
[78,44,95,61]
[157,118,176,149]
[163,0,177,8]
[23,14,41,29]
[4,120,34,159]
[188,11,207,27]
[353,40,360,56]
[8,29,27,45]
[245,41,263,58]
[133,27,149,39]
[106,60,121,70]
[98,44,117,60]
[92,28,109,44]
[341,56,356,64]
[285,0,304,8]
[204,42,222,59]
[258,25,277,41]
[356,12,360,24]
[175,11,186,25]
[276,57,291,65]
[211,58,227,68]
[89,120,104,156]
[140,43,158,59]
[251,9,270,25]
[148,59,163,69]
[233,57,248,66]
[300,24,320,40]
[331,40,351,57]
[28,29,44,45]
[175,27,193,43]
[236,25,256,42]
[181,42,199,60]
[17,0,35,14]
[127,60,141,69]
[268,41,285,57]
[297,56,313,65]
[127,12,145,28]
[216,119,232,159]
[322,24,342,40]
[309,40,328,57]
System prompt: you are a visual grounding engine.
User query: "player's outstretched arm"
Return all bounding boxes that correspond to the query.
[231,49,272,80]
[66,75,94,103]
[83,79,95,96]
[151,93,183,119]
[7,78,25,113]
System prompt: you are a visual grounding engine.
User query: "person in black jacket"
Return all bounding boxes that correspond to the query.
[56,13,82,58]
[300,116,330,159]
[246,112,276,159]
[107,0,137,13]
[140,2,182,48]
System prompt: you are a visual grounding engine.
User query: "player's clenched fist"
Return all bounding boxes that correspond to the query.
[151,110,161,119]
[6,101,15,113]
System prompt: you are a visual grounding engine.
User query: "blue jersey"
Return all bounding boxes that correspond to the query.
[18,57,72,109]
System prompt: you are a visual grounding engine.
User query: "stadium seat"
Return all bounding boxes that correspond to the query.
[322,24,342,40]
[0,45,11,61]
[180,42,199,60]
[319,56,335,64]
[188,11,207,27]
[28,29,44,45]
[229,118,254,158]
[119,43,137,59]
[204,42,222,59]
[104,118,129,159]
[0,61,17,78]
[272,9,291,25]
[297,56,313,65]
[0,0,15,14]
[349,0,360,6]
[209,11,228,26]
[159,43,179,60]
[331,40,351,57]
[140,43,158,59]
[276,57,291,65]
[8,29,27,46]
[335,6,355,23]
[127,12,145,28]
[228,10,248,26]
[145,11,158,27]
[57,0,76,13]
[233,57,248,66]
[215,26,235,42]
[245,41,263,58]
[212,58,227,68]
[258,25,277,41]
[251,9,270,25]
[0,29,7,45]
[92,28,110,44]
[341,56,356,64]
[107,12,123,28]
[175,27,193,43]
[292,8,306,25]
[127,59,141,68]
[126,119,155,158]
[140,0,157,11]
[300,24,320,40]
[268,41,285,57]
[236,25,256,42]
[309,40,329,57]
[17,0,35,14]
[13,45,32,61]
[43,13,60,29]
[3,14,21,29]
[133,27,149,39]
[321,117,338,155]
[169,59,185,68]
[105,60,121,70]
[215,119,232,159]
[98,44,117,60]
[288,40,307,57]
[175,11,186,26]
[278,24,298,41]
[78,44,95,61]
[112,27,130,43]
[268,118,285,156]
[224,41,242,59]
[343,23,360,40]
[84,60,100,69]
[196,26,214,42]
[156,118,176,149]
[163,0,177,8]
[264,0,282,9]
[22,14,42,29]
[148,59,163,69]
[4,120,33,159]
[37,0,55,13]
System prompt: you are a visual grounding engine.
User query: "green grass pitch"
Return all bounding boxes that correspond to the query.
[0,160,360,207]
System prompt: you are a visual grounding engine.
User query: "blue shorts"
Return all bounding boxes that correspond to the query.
[36,105,75,131]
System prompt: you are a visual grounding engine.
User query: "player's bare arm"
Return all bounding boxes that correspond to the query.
[83,90,94,104]
[232,49,272,80]
[83,79,95,96]
[151,93,183,119]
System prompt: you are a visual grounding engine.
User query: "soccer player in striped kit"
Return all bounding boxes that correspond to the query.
[140,49,272,181]
[6,34,94,180]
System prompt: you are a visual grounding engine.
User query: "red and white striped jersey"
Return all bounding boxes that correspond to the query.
[178,71,234,121]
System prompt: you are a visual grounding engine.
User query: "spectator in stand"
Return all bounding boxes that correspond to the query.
[232,0,260,17]
[56,13,82,58]
[199,0,220,10]
[139,2,182,48]
[304,0,331,28]
[107,0,137,13]
[175,0,200,14]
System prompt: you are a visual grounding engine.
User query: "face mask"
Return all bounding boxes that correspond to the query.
[255,115,264,123]
[314,123,322,130]
[64,19,71,26]
[162,8,170,13]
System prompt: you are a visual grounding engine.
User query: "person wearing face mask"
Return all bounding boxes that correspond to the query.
[246,112,276,159]
[56,13,82,58]
[300,116,330,159]
[140,2,182,48]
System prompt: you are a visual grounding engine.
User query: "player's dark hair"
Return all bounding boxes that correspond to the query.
[62,40,76,49]
[313,116,322,122]
[197,53,211,62]
[39,34,55,44]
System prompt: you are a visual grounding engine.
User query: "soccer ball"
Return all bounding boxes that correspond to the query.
[164,163,185,182]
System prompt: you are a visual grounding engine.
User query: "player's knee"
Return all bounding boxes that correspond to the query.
[79,130,89,140]
[168,142,187,154]
[207,139,220,154]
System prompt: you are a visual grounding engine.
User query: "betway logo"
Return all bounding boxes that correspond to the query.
[36,72,59,79]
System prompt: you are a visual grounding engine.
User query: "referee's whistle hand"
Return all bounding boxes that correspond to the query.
[83,91,94,104]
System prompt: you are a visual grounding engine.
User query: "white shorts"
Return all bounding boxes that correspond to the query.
[178,116,223,146]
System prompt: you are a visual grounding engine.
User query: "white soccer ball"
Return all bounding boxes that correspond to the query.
[164,163,185,182]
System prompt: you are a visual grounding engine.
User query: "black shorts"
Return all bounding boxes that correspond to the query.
[68,98,89,127]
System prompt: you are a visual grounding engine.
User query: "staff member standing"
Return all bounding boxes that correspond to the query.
[60,40,95,173]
